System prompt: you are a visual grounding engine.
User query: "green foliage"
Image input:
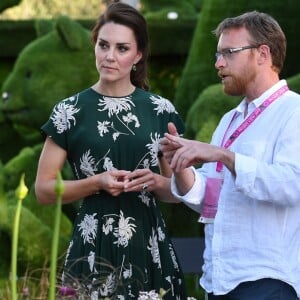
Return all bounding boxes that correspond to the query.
[0,198,70,274]
[175,0,300,119]
[149,55,186,101]
[0,57,13,83]
[159,202,202,238]
[287,73,300,93]
[195,117,219,143]
[55,15,89,50]
[35,18,54,37]
[147,18,196,56]
[0,16,97,153]
[0,126,73,283]
[0,19,37,57]
[0,111,28,163]
[0,231,10,277]
[0,0,21,14]
[2,145,42,190]
[142,0,201,14]
[0,0,104,20]
[185,275,205,300]
[0,187,72,281]
[0,2,300,296]
[185,83,241,139]
[11,174,28,300]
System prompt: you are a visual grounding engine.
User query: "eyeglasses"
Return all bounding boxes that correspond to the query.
[215,45,258,60]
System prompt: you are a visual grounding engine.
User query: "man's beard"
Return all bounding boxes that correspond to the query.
[223,74,247,97]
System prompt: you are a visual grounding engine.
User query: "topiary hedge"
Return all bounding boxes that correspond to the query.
[174,0,300,119]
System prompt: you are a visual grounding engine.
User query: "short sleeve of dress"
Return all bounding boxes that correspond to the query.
[40,95,78,150]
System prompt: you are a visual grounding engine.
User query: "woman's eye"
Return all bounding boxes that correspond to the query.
[118,46,129,52]
[98,41,107,49]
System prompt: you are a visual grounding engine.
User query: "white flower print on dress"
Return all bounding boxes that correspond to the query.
[91,291,99,300]
[102,217,115,235]
[103,156,116,171]
[97,120,111,136]
[169,244,179,271]
[165,276,174,297]
[97,121,126,141]
[97,96,139,137]
[61,240,73,283]
[138,191,151,206]
[102,211,137,248]
[134,153,151,170]
[142,158,150,169]
[112,132,121,141]
[99,273,117,296]
[122,264,132,279]
[150,95,177,115]
[147,229,161,269]
[80,150,99,176]
[157,226,165,242]
[98,96,134,117]
[123,112,140,128]
[146,132,161,166]
[51,97,80,133]
[79,149,116,177]
[78,213,98,246]
[88,251,96,272]
[113,211,137,247]
[138,290,161,300]
[64,240,73,267]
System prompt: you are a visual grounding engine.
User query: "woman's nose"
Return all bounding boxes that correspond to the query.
[105,48,115,61]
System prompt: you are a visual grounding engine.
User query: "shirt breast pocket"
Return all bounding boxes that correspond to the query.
[236,140,267,159]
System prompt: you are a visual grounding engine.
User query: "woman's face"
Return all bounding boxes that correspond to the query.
[95,22,142,84]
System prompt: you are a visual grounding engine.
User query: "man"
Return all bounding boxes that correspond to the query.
[160,11,300,300]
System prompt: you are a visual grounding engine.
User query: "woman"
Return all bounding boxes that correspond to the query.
[35,2,187,299]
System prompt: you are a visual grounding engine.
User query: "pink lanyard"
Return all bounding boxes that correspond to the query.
[216,84,289,172]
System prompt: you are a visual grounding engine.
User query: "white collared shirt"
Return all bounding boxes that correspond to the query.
[171,80,300,297]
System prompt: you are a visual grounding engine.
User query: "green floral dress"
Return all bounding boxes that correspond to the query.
[41,87,187,299]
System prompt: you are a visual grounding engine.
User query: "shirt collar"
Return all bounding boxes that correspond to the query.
[235,79,287,115]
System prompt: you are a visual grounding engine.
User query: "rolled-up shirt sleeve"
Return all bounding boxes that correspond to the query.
[170,167,206,213]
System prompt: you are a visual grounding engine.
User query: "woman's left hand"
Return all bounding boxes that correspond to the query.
[124,168,157,193]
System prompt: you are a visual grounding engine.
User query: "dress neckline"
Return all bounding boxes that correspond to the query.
[89,86,138,98]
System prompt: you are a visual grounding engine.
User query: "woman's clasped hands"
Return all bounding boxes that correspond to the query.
[99,168,157,196]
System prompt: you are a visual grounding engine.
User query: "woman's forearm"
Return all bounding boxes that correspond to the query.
[35,175,100,205]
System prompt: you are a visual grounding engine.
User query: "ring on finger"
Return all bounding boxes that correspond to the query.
[142,183,148,190]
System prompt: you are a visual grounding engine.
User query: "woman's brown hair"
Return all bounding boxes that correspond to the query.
[91,2,149,90]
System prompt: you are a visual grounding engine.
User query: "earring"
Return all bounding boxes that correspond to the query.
[132,64,137,72]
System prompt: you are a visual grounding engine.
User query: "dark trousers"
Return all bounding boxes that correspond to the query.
[207,278,298,300]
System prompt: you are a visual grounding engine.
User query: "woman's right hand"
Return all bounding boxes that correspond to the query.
[98,170,131,196]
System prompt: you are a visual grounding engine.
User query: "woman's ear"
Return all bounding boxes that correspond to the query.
[134,51,142,65]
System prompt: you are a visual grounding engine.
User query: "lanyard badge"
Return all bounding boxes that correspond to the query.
[199,85,289,224]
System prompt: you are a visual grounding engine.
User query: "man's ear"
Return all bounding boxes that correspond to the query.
[257,44,271,65]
